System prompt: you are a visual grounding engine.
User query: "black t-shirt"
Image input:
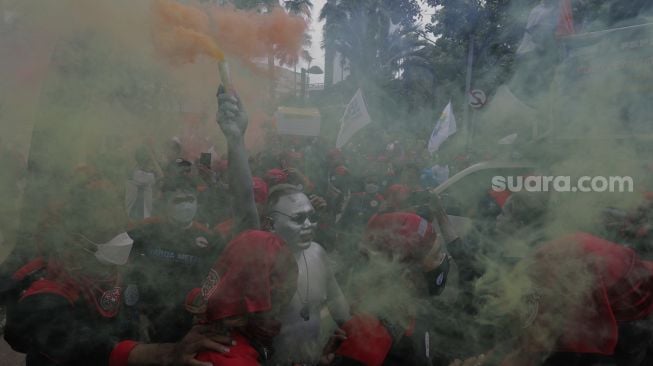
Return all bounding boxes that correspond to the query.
[126,219,224,342]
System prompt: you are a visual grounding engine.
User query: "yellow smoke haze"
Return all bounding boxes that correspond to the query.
[0,0,306,260]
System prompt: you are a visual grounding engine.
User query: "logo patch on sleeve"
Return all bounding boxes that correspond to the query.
[100,287,122,313]
[201,268,220,300]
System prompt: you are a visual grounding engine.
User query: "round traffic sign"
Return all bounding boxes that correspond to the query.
[469,89,487,109]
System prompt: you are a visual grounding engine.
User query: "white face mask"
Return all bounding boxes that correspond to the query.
[77,232,134,266]
[171,201,198,224]
[95,232,134,265]
[167,192,198,225]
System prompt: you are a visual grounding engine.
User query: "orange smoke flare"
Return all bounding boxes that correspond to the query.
[151,0,224,63]
[151,0,307,67]
[158,26,225,63]
[153,0,209,31]
[208,6,306,66]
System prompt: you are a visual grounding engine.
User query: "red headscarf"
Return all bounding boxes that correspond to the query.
[198,230,297,322]
[252,177,269,205]
[364,212,436,264]
[334,165,349,177]
[264,168,289,186]
[385,184,411,209]
[523,232,653,356]
[327,148,344,167]
[336,314,393,366]
[489,189,511,208]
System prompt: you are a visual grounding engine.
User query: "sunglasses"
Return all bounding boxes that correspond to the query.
[271,211,318,224]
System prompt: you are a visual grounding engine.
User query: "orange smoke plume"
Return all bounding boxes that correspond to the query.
[158,26,225,63]
[151,0,307,67]
[153,0,209,31]
[209,6,306,65]
[151,0,224,63]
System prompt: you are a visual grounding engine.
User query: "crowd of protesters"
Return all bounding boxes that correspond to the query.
[2,86,653,366]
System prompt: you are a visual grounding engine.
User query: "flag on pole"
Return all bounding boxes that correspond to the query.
[336,89,371,149]
[428,101,457,154]
[498,133,518,145]
[516,0,574,55]
[556,0,575,37]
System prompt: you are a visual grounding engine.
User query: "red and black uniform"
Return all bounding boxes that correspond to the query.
[3,258,134,366]
[186,230,298,366]
[126,217,224,342]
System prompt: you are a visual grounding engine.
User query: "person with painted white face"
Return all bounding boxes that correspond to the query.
[263,184,350,364]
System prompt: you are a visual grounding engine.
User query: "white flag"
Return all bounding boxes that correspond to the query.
[336,89,371,149]
[428,101,457,154]
[498,133,518,145]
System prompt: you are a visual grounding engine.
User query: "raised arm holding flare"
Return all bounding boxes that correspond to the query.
[216,85,259,233]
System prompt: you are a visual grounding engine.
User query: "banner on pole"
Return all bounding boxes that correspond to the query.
[428,101,457,154]
[336,89,371,148]
[275,107,321,136]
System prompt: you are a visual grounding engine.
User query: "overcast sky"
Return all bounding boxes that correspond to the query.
[302,0,433,83]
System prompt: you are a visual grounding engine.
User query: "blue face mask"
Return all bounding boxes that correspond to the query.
[170,200,197,225]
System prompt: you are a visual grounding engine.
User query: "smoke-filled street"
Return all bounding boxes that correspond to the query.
[1,1,653,365]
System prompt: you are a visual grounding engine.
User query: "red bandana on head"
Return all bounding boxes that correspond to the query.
[526,232,653,355]
[327,148,344,166]
[334,165,349,177]
[198,230,297,322]
[385,184,411,209]
[264,169,289,186]
[364,212,436,264]
[252,177,269,205]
